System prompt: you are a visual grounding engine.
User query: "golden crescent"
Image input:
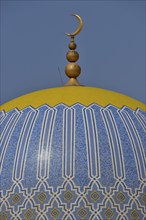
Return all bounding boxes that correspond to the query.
[65,14,83,37]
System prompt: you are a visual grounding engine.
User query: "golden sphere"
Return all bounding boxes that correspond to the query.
[68,42,77,50]
[65,63,81,78]
[66,51,79,62]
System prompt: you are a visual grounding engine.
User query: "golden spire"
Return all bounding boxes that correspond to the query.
[64,14,83,86]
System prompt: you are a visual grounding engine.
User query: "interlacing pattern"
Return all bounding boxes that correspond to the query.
[0,104,145,219]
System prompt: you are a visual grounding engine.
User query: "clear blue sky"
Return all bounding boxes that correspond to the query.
[1,0,145,104]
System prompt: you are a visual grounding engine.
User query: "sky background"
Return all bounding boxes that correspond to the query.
[1,0,146,105]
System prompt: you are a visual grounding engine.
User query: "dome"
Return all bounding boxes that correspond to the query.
[0,86,145,220]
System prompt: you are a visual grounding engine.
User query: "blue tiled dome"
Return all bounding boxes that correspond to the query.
[0,87,145,220]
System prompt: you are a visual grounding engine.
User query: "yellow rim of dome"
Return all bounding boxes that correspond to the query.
[0,87,145,112]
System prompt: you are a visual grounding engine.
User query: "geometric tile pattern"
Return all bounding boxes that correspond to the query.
[90,190,100,202]
[11,193,21,204]
[116,191,126,203]
[64,190,74,202]
[0,104,146,219]
[37,192,47,203]
[24,208,34,220]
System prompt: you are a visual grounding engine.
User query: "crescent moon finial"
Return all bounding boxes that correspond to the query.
[65,14,83,37]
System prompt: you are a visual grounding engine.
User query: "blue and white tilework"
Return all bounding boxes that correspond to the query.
[0,104,146,219]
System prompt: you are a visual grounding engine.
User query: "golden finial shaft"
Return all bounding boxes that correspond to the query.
[64,14,83,86]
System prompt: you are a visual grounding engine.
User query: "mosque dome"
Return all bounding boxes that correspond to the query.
[0,15,145,220]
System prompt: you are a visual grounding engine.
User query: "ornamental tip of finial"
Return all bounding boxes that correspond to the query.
[64,14,83,86]
[65,14,83,37]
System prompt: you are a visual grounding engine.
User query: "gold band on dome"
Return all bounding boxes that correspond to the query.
[1,87,145,112]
